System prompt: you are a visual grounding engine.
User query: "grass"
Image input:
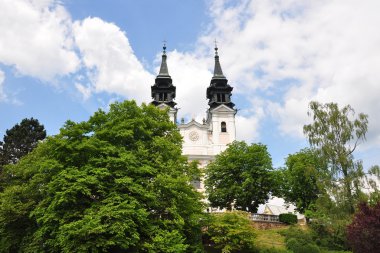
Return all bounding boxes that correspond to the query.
[255,226,288,250]
[254,225,352,253]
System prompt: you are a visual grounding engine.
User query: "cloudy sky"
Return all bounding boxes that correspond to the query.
[1,0,379,168]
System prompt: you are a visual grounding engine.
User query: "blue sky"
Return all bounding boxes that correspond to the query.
[1,0,380,169]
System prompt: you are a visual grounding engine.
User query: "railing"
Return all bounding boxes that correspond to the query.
[251,213,279,222]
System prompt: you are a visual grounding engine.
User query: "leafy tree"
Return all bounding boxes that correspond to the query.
[280,148,326,213]
[203,211,257,253]
[347,202,380,253]
[205,141,273,213]
[0,101,204,252]
[366,165,380,206]
[303,101,368,214]
[0,117,46,166]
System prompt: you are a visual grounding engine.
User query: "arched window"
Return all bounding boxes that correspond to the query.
[221,121,227,132]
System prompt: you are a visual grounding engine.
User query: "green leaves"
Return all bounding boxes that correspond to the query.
[205,211,257,253]
[205,141,274,213]
[304,101,368,214]
[0,118,46,166]
[279,148,326,213]
[0,101,204,252]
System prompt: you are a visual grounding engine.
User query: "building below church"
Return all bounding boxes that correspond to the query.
[150,44,237,193]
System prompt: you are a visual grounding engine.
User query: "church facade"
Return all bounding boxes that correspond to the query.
[150,45,237,192]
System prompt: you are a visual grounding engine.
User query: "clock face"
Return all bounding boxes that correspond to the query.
[189,131,199,141]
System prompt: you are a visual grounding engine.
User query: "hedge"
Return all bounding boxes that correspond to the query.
[279,213,298,224]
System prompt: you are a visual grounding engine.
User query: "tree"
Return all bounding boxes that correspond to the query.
[303,101,368,214]
[0,101,204,252]
[347,202,380,253]
[0,117,46,166]
[281,148,326,213]
[205,141,273,213]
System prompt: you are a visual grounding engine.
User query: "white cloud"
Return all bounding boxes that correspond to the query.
[75,82,92,101]
[199,0,380,149]
[0,70,6,101]
[0,0,79,80]
[73,17,154,104]
[165,50,212,121]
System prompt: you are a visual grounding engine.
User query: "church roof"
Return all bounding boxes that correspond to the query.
[157,44,170,77]
[212,45,226,80]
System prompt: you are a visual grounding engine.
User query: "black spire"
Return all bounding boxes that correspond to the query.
[158,43,170,77]
[207,44,234,109]
[213,44,225,79]
[151,43,176,108]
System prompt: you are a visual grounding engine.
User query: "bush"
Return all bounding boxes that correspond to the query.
[260,247,291,253]
[279,213,298,224]
[281,227,321,253]
[286,238,320,253]
[204,211,257,253]
[309,217,349,250]
[346,202,380,253]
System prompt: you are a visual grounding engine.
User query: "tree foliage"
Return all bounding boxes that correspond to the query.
[0,101,204,252]
[280,148,326,213]
[205,141,273,213]
[347,202,380,253]
[203,211,257,253]
[0,117,46,166]
[303,101,368,214]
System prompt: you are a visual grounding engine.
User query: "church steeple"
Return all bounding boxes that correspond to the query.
[158,43,170,77]
[213,45,225,79]
[207,44,234,109]
[151,43,176,108]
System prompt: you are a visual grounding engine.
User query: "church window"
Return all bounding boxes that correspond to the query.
[222,94,226,102]
[221,122,227,132]
[158,93,167,101]
[217,94,221,102]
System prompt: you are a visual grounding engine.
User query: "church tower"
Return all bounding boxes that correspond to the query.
[150,43,237,194]
[151,44,178,123]
[206,45,237,154]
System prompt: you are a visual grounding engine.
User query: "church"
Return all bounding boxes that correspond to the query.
[150,44,237,193]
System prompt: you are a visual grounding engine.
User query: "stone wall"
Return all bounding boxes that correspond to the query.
[251,220,288,230]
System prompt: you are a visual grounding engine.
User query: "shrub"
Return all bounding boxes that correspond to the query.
[204,211,257,253]
[279,213,298,224]
[286,238,320,253]
[260,247,291,253]
[309,216,349,250]
[281,227,321,253]
[346,201,380,253]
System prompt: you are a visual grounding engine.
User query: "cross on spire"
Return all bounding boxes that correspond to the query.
[214,39,218,56]
[162,40,167,54]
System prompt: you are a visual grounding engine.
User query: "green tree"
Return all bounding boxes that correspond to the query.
[0,117,46,166]
[281,148,326,213]
[205,141,273,213]
[0,101,204,252]
[303,101,368,214]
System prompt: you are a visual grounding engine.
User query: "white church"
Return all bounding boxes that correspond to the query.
[150,45,305,218]
[150,44,236,193]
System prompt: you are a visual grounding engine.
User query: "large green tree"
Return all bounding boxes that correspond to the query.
[303,101,368,214]
[280,148,326,213]
[0,117,46,166]
[205,141,273,213]
[0,101,204,252]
